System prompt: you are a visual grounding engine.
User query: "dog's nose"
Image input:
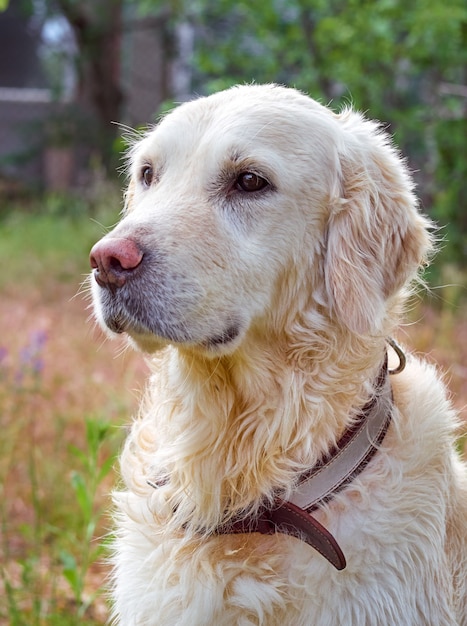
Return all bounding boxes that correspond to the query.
[90,237,143,288]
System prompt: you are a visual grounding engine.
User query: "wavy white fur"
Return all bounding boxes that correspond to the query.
[90,85,467,625]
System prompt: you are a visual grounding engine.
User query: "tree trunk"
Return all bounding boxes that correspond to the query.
[58,0,124,169]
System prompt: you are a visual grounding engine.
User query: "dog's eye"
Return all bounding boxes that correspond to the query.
[235,172,269,193]
[141,165,153,188]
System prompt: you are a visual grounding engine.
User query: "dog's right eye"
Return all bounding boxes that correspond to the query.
[141,165,153,188]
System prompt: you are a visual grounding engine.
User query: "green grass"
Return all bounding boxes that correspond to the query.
[0,192,121,291]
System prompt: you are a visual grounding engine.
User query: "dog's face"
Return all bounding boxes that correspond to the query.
[90,85,430,355]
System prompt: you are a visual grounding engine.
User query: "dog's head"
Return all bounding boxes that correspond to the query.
[90,84,432,355]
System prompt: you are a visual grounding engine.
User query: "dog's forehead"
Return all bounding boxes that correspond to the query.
[155,99,278,151]
[143,86,333,159]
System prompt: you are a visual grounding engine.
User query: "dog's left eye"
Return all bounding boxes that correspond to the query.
[141,165,153,188]
[235,172,269,193]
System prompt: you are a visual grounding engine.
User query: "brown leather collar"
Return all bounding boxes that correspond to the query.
[148,347,400,571]
[216,352,395,570]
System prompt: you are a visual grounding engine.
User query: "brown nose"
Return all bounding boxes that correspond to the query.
[90,237,143,288]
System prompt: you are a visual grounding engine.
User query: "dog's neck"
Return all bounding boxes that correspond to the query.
[132,331,387,534]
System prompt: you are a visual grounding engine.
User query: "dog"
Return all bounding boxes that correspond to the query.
[89,84,467,625]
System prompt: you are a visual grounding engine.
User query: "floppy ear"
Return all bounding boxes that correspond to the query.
[325,110,432,335]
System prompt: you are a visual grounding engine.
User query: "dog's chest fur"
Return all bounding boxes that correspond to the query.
[111,358,466,626]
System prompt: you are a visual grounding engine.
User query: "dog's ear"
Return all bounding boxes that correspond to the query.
[324,110,432,335]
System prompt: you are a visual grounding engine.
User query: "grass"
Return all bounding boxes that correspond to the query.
[0,191,119,293]
[0,191,465,624]
[0,192,146,625]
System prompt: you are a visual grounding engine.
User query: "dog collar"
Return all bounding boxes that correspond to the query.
[216,347,399,570]
[148,344,402,570]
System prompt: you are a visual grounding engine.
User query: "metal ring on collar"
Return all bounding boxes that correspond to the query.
[387,338,406,375]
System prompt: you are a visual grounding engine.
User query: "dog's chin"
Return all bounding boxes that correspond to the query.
[127,325,244,357]
[98,311,245,357]
[103,320,175,354]
[127,332,168,354]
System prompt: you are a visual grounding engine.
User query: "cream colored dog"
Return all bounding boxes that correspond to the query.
[90,85,467,625]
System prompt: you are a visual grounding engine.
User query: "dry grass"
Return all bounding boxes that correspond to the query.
[0,201,148,624]
[0,202,465,624]
[403,304,467,423]
[0,282,147,624]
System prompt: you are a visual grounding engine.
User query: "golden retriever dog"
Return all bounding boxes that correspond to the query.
[89,84,467,625]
